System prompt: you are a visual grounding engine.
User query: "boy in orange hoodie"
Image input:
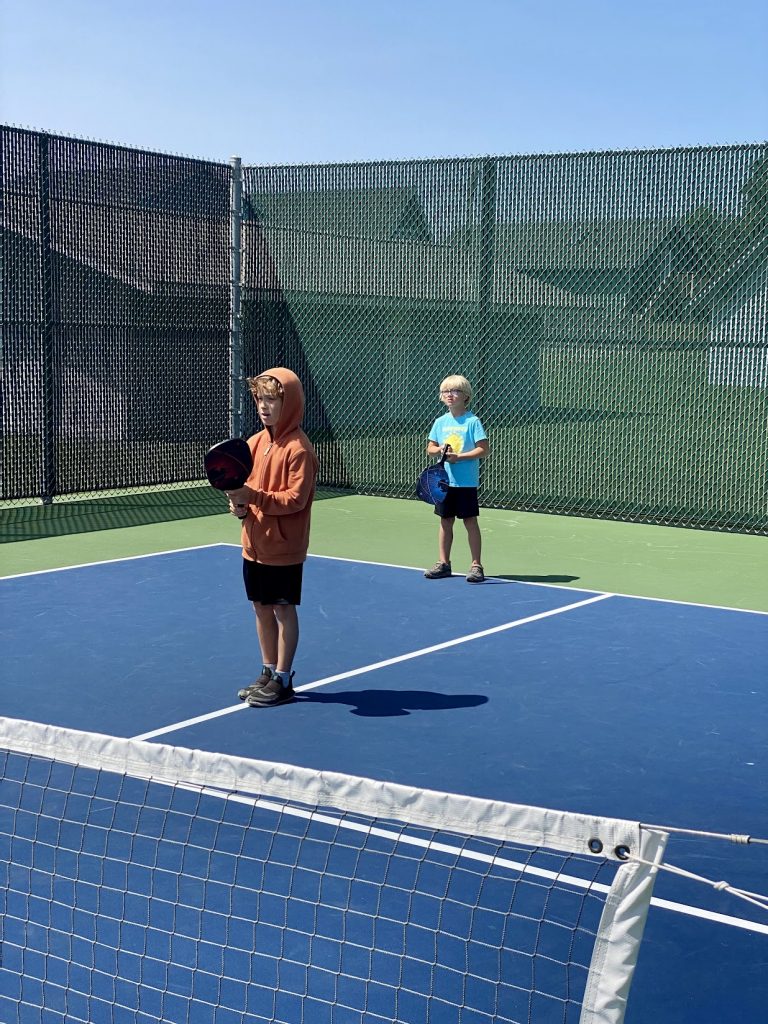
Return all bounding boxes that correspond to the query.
[225,368,318,707]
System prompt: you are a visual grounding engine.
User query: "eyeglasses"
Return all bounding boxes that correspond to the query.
[440,389,465,396]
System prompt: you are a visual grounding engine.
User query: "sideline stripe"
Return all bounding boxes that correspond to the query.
[131,592,613,742]
[649,895,768,935]
[177,781,768,937]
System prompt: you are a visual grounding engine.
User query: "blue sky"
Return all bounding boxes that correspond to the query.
[1,0,766,165]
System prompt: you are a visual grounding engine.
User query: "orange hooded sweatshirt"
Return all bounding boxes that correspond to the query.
[239,367,318,565]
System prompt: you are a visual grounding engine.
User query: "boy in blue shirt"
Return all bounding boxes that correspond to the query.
[424,374,489,583]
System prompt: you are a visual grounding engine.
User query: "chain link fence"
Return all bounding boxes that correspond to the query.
[3,126,767,533]
[1,128,231,506]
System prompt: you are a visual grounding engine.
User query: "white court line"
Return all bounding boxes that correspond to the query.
[308,552,768,617]
[649,895,768,935]
[6,548,764,936]
[0,542,230,580]
[131,592,613,741]
[173,780,768,937]
[4,544,766,616]
[4,540,762,937]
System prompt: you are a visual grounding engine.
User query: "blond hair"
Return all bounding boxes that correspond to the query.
[247,375,283,400]
[440,374,472,404]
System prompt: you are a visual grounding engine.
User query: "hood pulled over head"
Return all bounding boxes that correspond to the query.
[257,367,305,439]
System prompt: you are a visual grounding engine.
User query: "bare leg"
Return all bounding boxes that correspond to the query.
[438,517,455,564]
[464,517,482,565]
[273,604,299,674]
[253,602,278,666]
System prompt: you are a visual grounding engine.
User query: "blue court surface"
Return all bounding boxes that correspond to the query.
[1,544,766,1023]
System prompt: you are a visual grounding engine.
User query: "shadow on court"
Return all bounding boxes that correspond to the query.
[295,689,489,717]
[495,573,580,584]
[0,487,352,543]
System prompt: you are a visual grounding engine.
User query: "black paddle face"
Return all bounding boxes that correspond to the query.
[415,449,450,505]
[204,438,253,491]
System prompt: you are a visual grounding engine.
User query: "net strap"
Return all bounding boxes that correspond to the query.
[581,830,667,1023]
[0,716,650,857]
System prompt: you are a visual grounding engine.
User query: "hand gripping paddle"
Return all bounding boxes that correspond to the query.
[415,446,450,505]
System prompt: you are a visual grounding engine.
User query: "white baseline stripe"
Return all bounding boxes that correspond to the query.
[131,592,613,741]
[4,545,766,617]
[308,552,768,617]
[0,543,230,580]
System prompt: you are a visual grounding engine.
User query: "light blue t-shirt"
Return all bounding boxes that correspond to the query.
[428,411,487,488]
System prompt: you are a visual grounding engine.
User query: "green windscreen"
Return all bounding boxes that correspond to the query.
[241,149,767,533]
[3,126,766,533]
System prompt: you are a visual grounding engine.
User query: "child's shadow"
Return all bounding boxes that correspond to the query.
[295,689,488,718]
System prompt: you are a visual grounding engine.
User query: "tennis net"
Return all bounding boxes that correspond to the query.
[0,718,667,1024]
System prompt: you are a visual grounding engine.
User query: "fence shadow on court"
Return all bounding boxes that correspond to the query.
[0,487,353,543]
[295,689,488,718]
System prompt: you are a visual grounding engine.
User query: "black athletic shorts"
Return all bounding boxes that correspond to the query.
[434,486,480,520]
[242,559,304,605]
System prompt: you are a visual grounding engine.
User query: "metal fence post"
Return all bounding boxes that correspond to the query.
[477,155,497,408]
[37,132,56,503]
[229,155,244,439]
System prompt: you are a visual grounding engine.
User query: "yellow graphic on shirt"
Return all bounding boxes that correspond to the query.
[444,432,464,454]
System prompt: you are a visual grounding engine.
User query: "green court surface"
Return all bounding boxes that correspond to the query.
[1,491,766,612]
